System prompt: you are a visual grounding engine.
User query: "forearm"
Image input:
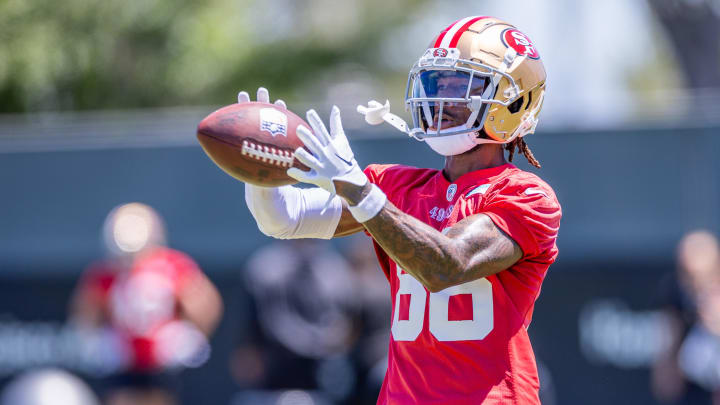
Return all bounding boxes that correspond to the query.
[289,99,521,288]
[337,180,520,291]
[362,201,467,292]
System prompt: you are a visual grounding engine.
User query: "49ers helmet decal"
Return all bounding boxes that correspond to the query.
[501,29,540,60]
[404,16,547,148]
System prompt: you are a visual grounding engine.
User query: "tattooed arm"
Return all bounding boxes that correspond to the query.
[334,181,523,292]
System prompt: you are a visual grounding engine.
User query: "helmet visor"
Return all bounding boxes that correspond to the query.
[413,70,487,99]
[411,70,488,132]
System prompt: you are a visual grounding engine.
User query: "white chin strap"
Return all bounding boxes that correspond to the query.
[424,124,529,156]
[357,102,519,156]
[424,125,479,156]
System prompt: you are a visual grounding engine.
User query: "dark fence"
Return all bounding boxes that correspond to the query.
[1,124,719,404]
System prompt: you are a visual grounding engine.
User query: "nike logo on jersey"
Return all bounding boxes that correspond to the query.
[524,187,548,198]
[466,184,491,198]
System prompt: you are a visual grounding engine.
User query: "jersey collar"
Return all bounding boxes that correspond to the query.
[437,163,517,199]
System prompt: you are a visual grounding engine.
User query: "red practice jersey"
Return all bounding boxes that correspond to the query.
[365,163,561,405]
[78,247,202,371]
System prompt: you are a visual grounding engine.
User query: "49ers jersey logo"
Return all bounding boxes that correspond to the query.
[501,28,540,59]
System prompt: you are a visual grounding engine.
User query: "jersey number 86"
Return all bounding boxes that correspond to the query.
[391,266,493,342]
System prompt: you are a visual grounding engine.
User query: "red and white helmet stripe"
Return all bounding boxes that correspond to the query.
[433,16,488,49]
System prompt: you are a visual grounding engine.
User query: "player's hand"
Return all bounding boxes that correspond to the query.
[153,320,210,369]
[287,107,368,204]
[238,87,287,224]
[237,87,286,108]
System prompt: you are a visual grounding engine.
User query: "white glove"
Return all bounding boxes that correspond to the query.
[237,87,286,108]
[153,320,210,369]
[239,88,343,239]
[287,106,368,202]
[288,107,387,223]
[238,87,286,212]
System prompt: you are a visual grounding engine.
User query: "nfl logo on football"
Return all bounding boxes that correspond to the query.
[259,108,288,137]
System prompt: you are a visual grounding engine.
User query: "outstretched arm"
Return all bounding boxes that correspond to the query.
[286,107,522,291]
[336,181,521,292]
[240,87,351,240]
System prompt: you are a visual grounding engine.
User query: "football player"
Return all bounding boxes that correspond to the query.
[71,203,223,405]
[242,16,561,405]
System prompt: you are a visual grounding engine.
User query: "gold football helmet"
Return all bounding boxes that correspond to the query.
[405,16,546,145]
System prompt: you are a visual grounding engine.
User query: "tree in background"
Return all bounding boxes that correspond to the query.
[0,0,422,113]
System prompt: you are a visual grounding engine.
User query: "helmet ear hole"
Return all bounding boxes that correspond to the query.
[525,90,533,110]
[474,128,490,140]
[508,96,524,114]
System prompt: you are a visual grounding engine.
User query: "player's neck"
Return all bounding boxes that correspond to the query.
[442,144,507,183]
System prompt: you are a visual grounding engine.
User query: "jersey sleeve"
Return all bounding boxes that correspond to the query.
[78,262,117,296]
[166,249,203,292]
[136,248,203,293]
[364,164,400,190]
[481,178,562,258]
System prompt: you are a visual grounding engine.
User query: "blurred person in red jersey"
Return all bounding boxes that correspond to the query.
[652,230,720,405]
[70,203,223,405]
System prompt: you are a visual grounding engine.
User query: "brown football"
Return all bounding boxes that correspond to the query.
[196,102,309,186]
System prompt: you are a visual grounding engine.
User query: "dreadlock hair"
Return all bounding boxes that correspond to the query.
[505,137,541,168]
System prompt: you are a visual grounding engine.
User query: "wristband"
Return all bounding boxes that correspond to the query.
[347,183,387,223]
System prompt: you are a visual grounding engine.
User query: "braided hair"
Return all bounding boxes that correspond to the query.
[505,137,541,168]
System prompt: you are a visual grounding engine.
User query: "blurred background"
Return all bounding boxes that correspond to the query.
[1,0,720,404]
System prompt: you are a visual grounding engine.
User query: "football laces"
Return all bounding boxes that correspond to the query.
[241,139,294,167]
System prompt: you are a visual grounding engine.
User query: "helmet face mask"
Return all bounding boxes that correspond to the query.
[412,70,489,135]
[403,16,547,154]
[406,50,521,140]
